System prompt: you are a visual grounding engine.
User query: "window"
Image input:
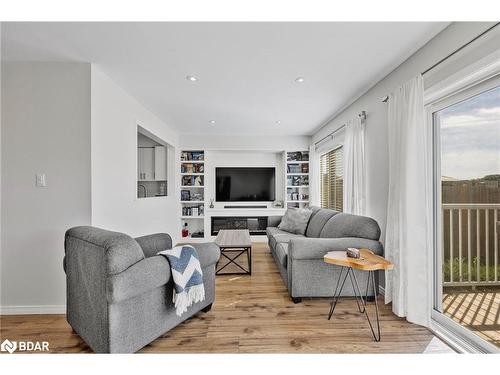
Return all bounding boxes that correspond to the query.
[320,146,343,211]
[137,125,172,199]
[431,77,500,350]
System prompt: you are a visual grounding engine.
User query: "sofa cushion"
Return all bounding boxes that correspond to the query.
[275,242,289,268]
[273,232,304,245]
[266,226,282,237]
[305,207,339,238]
[267,227,304,250]
[278,208,313,235]
[319,213,381,240]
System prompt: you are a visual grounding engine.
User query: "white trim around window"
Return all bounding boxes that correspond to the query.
[427,70,500,354]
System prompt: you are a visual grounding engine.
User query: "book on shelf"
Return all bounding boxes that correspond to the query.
[287,164,302,173]
[287,192,309,201]
[181,190,191,201]
[181,175,204,186]
[286,151,309,162]
[287,175,309,186]
[181,151,204,161]
[182,204,204,216]
[180,163,204,173]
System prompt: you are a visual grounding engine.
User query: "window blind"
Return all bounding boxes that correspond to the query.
[320,147,343,211]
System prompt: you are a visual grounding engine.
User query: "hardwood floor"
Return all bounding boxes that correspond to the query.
[0,243,452,353]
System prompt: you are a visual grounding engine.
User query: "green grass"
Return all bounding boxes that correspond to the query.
[443,257,499,282]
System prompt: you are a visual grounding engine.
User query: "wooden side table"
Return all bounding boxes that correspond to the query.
[323,249,394,342]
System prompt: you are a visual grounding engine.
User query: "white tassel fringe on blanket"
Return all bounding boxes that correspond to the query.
[158,245,205,316]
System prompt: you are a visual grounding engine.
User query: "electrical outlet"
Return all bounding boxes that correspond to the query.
[36,174,47,187]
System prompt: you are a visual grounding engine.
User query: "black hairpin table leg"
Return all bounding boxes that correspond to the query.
[327,267,381,342]
[350,270,381,342]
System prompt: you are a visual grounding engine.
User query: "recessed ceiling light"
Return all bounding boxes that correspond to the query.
[295,77,305,83]
[186,75,198,82]
[275,121,281,125]
[209,120,216,124]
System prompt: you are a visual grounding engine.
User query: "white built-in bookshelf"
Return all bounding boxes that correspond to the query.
[285,151,310,209]
[180,150,205,240]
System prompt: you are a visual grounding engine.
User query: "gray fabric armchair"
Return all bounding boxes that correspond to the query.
[267,207,383,303]
[63,226,220,353]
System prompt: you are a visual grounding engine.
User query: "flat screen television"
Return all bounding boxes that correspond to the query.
[216,167,276,202]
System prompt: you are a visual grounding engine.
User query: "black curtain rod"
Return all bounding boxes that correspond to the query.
[314,111,366,147]
[382,22,499,102]
[421,22,499,76]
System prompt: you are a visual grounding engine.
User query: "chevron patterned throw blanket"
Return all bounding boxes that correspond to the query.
[158,245,205,316]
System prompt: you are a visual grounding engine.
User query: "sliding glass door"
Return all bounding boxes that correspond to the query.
[432,76,500,351]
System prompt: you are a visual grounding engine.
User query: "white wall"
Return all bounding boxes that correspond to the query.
[1,62,91,313]
[91,67,181,242]
[311,22,499,244]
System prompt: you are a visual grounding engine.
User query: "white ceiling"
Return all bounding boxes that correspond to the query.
[1,22,448,135]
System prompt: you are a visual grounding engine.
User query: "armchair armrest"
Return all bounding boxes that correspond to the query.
[189,242,220,267]
[106,255,171,303]
[289,237,383,261]
[135,233,172,258]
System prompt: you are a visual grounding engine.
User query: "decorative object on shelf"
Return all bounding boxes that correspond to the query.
[191,192,203,201]
[193,175,203,186]
[346,247,361,259]
[182,223,189,237]
[272,200,284,208]
[181,222,189,238]
[209,198,214,209]
[191,230,204,238]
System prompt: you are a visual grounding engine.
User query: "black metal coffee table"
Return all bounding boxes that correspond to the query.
[214,229,252,275]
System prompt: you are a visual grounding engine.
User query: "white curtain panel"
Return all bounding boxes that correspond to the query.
[309,144,320,207]
[385,75,433,327]
[343,117,366,215]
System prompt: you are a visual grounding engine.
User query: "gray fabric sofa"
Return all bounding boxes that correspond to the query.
[63,226,220,353]
[267,207,383,303]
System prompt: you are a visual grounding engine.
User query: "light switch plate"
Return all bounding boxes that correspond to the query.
[36,173,47,187]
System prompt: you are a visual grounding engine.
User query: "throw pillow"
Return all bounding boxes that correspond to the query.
[278,208,313,235]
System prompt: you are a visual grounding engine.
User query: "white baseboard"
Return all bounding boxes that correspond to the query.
[0,305,66,315]
[378,285,385,296]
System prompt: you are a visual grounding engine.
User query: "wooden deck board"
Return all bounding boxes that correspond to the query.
[443,290,500,347]
[0,243,452,353]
